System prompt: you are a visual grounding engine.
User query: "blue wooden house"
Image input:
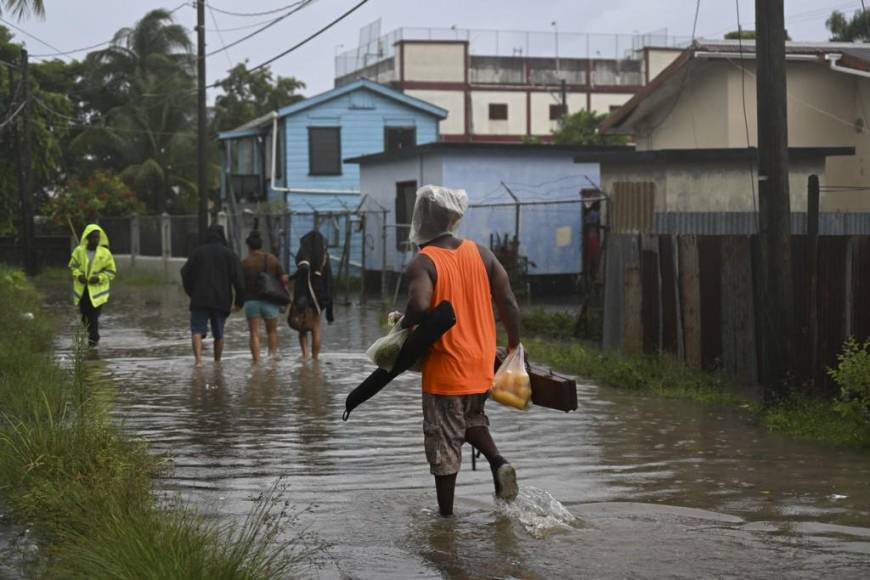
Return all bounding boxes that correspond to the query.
[217,78,447,267]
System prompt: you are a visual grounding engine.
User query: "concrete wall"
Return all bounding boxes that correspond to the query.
[359,149,600,275]
[599,157,826,214]
[644,48,682,83]
[358,154,444,271]
[402,43,466,83]
[405,89,465,135]
[470,91,527,135]
[589,92,635,115]
[443,150,599,275]
[529,92,587,135]
[633,59,870,210]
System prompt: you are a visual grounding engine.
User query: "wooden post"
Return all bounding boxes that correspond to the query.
[17,49,35,275]
[755,0,795,401]
[807,174,820,386]
[196,0,208,244]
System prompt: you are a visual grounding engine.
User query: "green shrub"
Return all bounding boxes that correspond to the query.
[828,337,870,424]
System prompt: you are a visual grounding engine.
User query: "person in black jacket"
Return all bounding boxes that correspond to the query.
[181,225,245,367]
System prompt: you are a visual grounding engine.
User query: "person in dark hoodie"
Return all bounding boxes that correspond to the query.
[181,225,244,367]
[287,230,333,361]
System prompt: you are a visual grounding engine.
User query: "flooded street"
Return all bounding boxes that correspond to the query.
[43,282,870,579]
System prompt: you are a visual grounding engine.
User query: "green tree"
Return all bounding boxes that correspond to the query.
[827,9,870,41]
[73,9,196,213]
[0,0,44,19]
[45,170,144,233]
[552,110,628,146]
[0,26,72,234]
[213,61,305,132]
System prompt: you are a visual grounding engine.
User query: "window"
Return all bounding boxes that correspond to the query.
[549,104,567,120]
[488,103,508,120]
[308,127,342,175]
[395,180,417,250]
[384,127,416,153]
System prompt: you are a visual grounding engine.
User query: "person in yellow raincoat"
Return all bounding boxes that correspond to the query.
[69,224,116,346]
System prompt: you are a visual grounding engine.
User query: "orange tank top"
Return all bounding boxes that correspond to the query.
[419,240,496,395]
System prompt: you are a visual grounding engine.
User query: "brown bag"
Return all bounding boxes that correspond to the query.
[287,302,306,331]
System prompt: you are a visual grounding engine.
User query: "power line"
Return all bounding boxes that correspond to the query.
[206,3,234,67]
[0,15,63,54]
[248,0,371,73]
[206,0,316,58]
[208,0,309,18]
[34,96,196,136]
[26,2,190,59]
[0,96,28,130]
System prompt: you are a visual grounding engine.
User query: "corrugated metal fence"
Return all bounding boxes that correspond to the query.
[603,234,870,390]
[654,212,870,235]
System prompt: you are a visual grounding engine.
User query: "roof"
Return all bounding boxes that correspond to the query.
[573,146,855,164]
[345,142,632,165]
[600,39,870,133]
[218,79,448,140]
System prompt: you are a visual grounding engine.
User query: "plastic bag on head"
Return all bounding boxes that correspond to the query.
[408,185,469,245]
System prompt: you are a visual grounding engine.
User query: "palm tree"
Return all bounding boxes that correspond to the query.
[827,9,870,42]
[75,9,196,213]
[0,0,44,19]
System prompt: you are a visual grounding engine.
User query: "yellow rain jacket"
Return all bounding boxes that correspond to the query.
[69,224,116,307]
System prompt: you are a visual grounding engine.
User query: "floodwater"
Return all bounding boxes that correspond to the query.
[27,283,870,577]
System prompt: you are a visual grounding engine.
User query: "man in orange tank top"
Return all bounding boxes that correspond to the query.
[400,186,521,517]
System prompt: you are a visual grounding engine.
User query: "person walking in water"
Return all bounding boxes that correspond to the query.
[287,230,333,361]
[69,224,116,347]
[240,230,288,362]
[400,186,521,516]
[181,225,244,367]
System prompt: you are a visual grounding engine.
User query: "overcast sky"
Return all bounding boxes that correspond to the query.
[3,0,848,99]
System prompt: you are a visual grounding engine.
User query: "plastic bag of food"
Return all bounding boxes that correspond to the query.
[365,315,426,373]
[490,344,531,410]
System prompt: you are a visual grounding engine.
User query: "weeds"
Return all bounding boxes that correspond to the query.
[0,266,321,577]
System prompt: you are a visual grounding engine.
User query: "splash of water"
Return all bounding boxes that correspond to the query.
[496,487,577,538]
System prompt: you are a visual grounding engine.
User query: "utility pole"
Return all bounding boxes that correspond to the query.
[196,0,208,243]
[17,49,34,275]
[755,0,794,400]
[560,78,567,120]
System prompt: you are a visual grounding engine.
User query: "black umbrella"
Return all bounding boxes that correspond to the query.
[342,301,456,421]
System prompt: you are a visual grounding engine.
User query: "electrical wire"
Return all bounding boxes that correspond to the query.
[34,96,196,136]
[206,0,316,58]
[27,2,190,59]
[0,15,63,54]
[206,2,235,67]
[208,1,309,18]
[0,96,28,130]
[247,0,370,73]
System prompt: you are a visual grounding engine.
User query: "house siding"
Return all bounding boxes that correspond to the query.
[277,87,440,201]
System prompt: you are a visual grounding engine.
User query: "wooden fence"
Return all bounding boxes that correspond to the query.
[603,234,870,392]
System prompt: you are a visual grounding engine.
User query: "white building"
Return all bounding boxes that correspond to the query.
[335,27,688,143]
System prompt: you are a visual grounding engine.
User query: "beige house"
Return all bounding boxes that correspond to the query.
[600,39,870,214]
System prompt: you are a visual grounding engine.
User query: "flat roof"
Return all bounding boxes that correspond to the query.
[345,142,632,164]
[574,147,855,164]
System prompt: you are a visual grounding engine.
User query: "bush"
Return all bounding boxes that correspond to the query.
[45,171,144,234]
[828,337,870,423]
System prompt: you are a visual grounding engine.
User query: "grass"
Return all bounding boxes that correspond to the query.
[521,332,870,449]
[0,266,323,577]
